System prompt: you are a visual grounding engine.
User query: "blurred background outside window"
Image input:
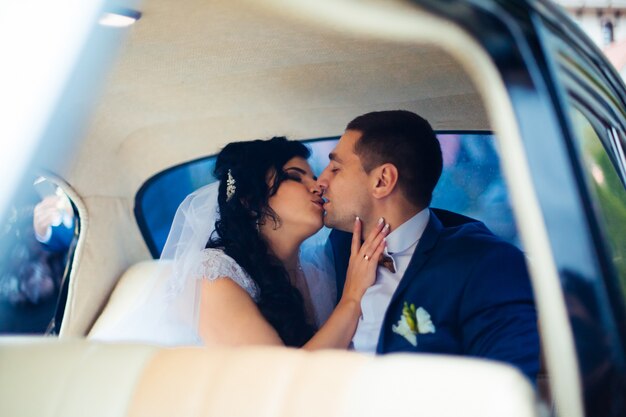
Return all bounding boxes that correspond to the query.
[556,0,626,78]
[0,177,77,334]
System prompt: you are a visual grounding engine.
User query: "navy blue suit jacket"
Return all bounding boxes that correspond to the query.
[330,208,540,381]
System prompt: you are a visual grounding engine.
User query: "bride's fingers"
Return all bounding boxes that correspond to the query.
[365,223,390,258]
[370,235,387,264]
[360,218,383,249]
[351,216,362,255]
[360,220,389,258]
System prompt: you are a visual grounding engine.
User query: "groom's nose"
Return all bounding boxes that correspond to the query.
[317,166,330,190]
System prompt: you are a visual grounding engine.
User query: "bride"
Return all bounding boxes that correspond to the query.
[91,137,388,348]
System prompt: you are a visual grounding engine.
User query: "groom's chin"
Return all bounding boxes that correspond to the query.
[323,216,351,233]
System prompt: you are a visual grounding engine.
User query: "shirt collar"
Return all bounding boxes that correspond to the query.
[385,208,430,255]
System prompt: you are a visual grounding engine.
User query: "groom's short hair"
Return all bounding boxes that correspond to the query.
[347,110,443,207]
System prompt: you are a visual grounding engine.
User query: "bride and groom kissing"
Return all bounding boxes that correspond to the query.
[93,110,540,382]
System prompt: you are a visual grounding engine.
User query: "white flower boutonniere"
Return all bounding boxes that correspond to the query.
[391,302,436,347]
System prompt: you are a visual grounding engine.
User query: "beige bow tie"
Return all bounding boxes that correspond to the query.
[378,254,396,273]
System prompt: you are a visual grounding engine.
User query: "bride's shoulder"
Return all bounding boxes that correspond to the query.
[200,247,233,263]
[199,248,260,301]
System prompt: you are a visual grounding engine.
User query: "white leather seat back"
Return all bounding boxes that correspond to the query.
[0,338,538,417]
[0,337,157,417]
[129,346,539,417]
[89,260,171,338]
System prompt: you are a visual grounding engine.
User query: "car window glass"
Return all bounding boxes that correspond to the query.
[0,176,78,334]
[136,134,518,257]
[434,134,517,245]
[569,108,626,294]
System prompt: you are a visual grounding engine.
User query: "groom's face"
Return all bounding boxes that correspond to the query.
[318,130,373,232]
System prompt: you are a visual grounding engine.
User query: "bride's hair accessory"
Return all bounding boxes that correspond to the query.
[226,169,236,201]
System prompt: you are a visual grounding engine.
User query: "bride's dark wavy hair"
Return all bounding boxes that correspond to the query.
[206,137,316,346]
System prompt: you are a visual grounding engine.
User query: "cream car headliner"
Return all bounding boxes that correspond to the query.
[62,0,488,198]
[59,0,490,335]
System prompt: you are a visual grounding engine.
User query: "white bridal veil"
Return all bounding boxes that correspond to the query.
[91,181,336,345]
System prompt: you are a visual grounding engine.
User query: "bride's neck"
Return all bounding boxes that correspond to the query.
[260,226,303,273]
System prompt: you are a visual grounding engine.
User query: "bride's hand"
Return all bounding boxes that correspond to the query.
[341,217,389,305]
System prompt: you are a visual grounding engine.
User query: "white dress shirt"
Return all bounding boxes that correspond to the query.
[351,208,430,353]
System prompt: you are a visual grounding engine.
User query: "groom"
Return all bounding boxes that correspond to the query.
[317,110,540,381]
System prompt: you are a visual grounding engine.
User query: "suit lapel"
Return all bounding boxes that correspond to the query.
[376,210,445,353]
[387,209,444,308]
[329,229,352,300]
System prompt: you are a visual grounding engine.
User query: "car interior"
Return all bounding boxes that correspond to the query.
[1,0,589,416]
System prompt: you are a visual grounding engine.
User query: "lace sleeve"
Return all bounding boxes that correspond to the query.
[199,249,260,302]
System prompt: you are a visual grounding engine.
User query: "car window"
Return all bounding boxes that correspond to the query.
[435,134,518,245]
[0,176,78,334]
[569,107,626,294]
[136,134,518,257]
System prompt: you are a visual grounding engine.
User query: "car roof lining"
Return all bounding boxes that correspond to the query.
[55,0,489,199]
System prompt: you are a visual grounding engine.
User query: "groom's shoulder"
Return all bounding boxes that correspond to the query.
[431,208,521,257]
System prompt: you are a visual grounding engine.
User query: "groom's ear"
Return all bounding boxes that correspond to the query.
[371,163,399,199]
